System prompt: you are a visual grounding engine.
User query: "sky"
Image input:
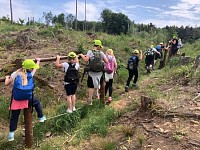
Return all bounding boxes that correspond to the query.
[1,0,200,28]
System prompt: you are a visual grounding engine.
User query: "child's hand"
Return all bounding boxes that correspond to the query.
[56,55,61,60]
[36,58,41,62]
[139,50,142,53]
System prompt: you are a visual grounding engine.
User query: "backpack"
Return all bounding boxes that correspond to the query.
[13,72,34,101]
[145,48,154,56]
[155,45,161,52]
[88,50,104,72]
[177,39,183,48]
[64,63,79,83]
[127,56,137,70]
[105,55,115,74]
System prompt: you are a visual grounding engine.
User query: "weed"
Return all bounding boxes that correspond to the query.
[137,133,146,146]
[121,125,135,137]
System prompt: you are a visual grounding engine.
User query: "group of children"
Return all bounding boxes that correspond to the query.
[4,37,181,142]
[125,36,182,92]
[4,40,117,141]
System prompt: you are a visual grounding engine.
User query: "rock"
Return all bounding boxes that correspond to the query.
[46,132,52,137]
[172,118,179,123]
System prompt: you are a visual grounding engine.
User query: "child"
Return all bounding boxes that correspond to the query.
[5,58,46,141]
[145,45,161,73]
[55,52,79,113]
[125,49,142,92]
[104,49,117,103]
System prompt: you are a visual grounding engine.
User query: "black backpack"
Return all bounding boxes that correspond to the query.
[64,63,79,83]
[88,50,104,72]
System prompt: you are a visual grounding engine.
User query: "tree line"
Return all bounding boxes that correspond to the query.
[1,8,200,43]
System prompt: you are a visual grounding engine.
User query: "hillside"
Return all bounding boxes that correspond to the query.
[0,22,200,150]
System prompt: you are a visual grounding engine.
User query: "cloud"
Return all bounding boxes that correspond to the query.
[0,0,33,21]
[63,1,105,21]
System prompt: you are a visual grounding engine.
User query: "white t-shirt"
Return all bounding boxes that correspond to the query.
[11,71,34,81]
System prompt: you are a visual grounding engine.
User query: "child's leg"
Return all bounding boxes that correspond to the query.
[71,94,76,109]
[105,81,109,96]
[9,109,21,132]
[67,95,72,111]
[126,70,134,86]
[133,69,138,84]
[31,97,44,118]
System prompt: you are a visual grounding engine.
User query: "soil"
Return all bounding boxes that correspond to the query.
[75,77,200,150]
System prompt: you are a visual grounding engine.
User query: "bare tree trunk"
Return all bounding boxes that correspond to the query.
[75,0,78,30]
[10,0,13,24]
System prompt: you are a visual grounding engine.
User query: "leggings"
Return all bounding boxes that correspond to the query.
[105,79,113,97]
[9,97,44,132]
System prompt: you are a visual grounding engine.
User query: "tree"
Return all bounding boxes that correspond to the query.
[43,12,53,26]
[10,0,13,24]
[18,18,25,25]
[66,14,75,29]
[101,9,131,35]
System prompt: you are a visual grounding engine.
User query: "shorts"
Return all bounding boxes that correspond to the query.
[145,55,154,66]
[87,75,103,88]
[154,52,162,60]
[64,83,77,96]
[171,47,178,56]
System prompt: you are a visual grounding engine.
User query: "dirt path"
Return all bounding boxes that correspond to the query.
[75,75,200,150]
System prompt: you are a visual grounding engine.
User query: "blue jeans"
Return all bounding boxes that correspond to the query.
[9,97,44,132]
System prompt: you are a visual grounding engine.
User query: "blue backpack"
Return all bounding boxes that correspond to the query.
[155,45,161,52]
[127,56,137,70]
[13,72,34,101]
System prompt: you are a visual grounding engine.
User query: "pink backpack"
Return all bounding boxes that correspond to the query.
[105,55,115,74]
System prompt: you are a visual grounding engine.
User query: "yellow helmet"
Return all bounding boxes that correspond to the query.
[22,59,39,69]
[68,52,76,59]
[133,49,139,54]
[160,42,163,45]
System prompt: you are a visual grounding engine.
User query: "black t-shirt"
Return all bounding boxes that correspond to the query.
[171,38,178,48]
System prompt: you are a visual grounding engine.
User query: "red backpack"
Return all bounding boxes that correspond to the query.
[105,55,115,74]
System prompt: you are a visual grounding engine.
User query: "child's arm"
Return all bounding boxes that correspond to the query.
[139,50,143,60]
[55,55,63,68]
[32,58,40,75]
[5,76,13,86]
[78,54,89,62]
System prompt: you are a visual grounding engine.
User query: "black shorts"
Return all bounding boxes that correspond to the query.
[171,47,178,56]
[87,75,103,88]
[154,52,162,60]
[145,55,154,66]
[64,83,77,96]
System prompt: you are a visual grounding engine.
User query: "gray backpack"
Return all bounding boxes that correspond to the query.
[89,50,104,72]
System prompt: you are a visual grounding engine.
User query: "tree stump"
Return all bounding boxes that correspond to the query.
[141,96,153,111]
[195,55,200,69]
[179,56,191,65]
[16,35,30,48]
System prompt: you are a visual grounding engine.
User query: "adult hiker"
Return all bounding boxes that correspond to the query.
[125,49,142,92]
[154,42,164,67]
[55,52,79,113]
[78,40,108,105]
[104,49,117,104]
[144,45,161,73]
[169,35,179,58]
[5,59,46,141]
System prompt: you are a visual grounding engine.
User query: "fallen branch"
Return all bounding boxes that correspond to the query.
[154,110,200,119]
[191,93,200,102]
[63,133,77,145]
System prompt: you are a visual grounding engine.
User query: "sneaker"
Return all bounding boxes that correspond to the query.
[8,132,14,141]
[87,101,93,106]
[132,83,137,87]
[125,86,129,92]
[108,97,112,102]
[66,109,73,113]
[72,107,76,111]
[39,116,46,122]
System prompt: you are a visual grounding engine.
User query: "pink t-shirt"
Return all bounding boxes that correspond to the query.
[10,99,29,110]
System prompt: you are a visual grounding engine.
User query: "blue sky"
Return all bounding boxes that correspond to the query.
[1,0,200,28]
